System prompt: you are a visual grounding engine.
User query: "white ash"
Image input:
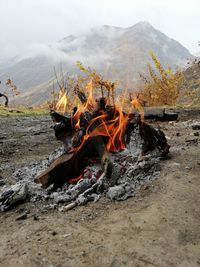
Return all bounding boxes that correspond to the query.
[0,129,162,211]
[13,147,64,182]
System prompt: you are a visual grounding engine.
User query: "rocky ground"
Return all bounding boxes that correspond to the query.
[0,110,200,267]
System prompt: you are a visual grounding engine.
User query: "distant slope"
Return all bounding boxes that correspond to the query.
[0,21,193,106]
[183,62,200,91]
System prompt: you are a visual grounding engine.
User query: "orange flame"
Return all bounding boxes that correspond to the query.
[56,91,68,113]
[131,97,144,122]
[71,81,96,129]
[55,81,145,154]
[73,105,129,153]
[84,80,95,111]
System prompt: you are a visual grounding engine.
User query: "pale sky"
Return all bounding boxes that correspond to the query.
[0,0,199,60]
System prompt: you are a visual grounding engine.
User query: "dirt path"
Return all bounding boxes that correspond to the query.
[0,112,200,267]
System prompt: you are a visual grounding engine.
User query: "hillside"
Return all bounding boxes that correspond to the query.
[0,21,193,106]
[183,62,200,91]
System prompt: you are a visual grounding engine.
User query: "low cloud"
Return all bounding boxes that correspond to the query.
[18,29,111,68]
[0,0,200,61]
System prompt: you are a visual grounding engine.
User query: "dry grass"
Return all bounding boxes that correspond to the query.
[0,105,49,116]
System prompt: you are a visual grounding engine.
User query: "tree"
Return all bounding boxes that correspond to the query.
[140,52,184,106]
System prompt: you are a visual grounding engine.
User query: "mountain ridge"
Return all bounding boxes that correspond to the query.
[0,21,193,106]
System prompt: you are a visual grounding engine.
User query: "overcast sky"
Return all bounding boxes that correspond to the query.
[0,0,199,60]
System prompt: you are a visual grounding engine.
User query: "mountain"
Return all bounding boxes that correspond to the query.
[183,61,200,91]
[0,21,193,106]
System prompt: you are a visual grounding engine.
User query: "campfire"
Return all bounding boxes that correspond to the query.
[35,78,169,189]
[0,71,171,212]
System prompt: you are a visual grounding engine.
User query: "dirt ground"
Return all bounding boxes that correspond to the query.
[0,110,200,267]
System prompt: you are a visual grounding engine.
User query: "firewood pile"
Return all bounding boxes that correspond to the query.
[0,78,171,212]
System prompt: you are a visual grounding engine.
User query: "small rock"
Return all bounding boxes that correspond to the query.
[171,162,180,167]
[54,194,71,204]
[33,214,39,221]
[107,185,125,200]
[192,124,200,130]
[0,183,28,211]
[87,193,101,202]
[108,163,121,186]
[16,213,27,221]
[80,250,86,256]
[185,166,192,170]
[63,234,71,238]
[51,231,57,236]
[0,179,5,186]
[76,195,88,206]
[33,132,41,136]
[185,138,198,144]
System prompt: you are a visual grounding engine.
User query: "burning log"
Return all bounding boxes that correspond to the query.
[50,110,69,123]
[0,69,173,212]
[34,136,112,189]
[34,151,90,190]
[34,153,75,189]
[35,79,170,190]
[91,136,113,179]
[35,111,169,189]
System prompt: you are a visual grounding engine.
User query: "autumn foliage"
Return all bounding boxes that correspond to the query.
[50,54,199,111]
[49,62,118,112]
[139,52,184,106]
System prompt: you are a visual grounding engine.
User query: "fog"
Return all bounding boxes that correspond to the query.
[0,0,199,61]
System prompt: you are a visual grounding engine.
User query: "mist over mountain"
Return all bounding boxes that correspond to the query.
[0,22,193,105]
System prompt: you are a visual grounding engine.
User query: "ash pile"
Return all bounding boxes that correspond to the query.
[0,117,169,212]
[0,83,170,212]
[0,125,166,212]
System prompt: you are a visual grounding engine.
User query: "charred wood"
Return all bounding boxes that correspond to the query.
[50,110,68,123]
[91,136,113,179]
[144,108,178,121]
[139,121,170,157]
[34,136,110,189]
[0,93,8,107]
[74,84,87,104]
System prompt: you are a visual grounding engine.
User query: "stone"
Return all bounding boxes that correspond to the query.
[16,213,28,221]
[0,179,5,186]
[76,195,88,206]
[0,183,28,211]
[185,137,198,144]
[51,231,57,236]
[192,124,200,130]
[107,185,125,200]
[108,163,122,186]
[54,194,72,204]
